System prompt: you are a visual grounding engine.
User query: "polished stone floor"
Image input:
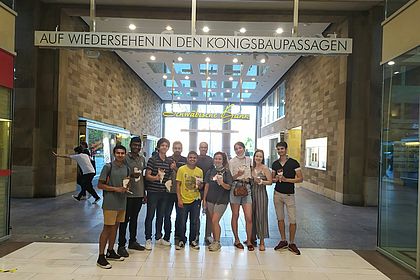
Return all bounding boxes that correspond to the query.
[5,185,418,279]
[0,242,390,280]
[9,185,377,249]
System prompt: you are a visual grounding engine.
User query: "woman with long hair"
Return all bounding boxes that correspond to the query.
[252,149,272,251]
[203,152,232,251]
[229,142,254,251]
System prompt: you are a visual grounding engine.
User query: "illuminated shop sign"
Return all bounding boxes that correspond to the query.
[34,31,352,54]
[162,104,250,123]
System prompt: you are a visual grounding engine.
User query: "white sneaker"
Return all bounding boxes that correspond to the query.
[157,238,171,246]
[145,239,152,250]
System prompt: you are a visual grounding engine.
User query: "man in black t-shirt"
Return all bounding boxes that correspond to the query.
[271,141,303,255]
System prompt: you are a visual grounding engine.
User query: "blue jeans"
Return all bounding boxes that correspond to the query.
[163,193,179,241]
[144,191,167,240]
[176,199,200,243]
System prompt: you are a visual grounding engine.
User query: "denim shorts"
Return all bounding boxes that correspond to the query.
[230,181,252,205]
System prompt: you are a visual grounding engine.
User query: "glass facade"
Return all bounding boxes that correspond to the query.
[379,46,420,270]
[0,86,11,239]
[163,103,256,157]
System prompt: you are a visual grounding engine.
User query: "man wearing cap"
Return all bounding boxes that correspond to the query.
[117,137,146,257]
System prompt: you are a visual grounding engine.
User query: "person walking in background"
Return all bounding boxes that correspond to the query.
[229,142,254,251]
[165,141,187,245]
[175,151,203,250]
[144,138,175,250]
[196,141,213,245]
[96,145,130,269]
[271,141,303,255]
[53,146,100,203]
[117,137,147,257]
[203,151,232,251]
[251,149,272,251]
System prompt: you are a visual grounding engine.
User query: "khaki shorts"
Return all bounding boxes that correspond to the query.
[273,191,296,224]
[103,210,126,225]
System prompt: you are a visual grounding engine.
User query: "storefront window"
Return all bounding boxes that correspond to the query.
[379,46,420,270]
[305,137,327,170]
[0,86,11,238]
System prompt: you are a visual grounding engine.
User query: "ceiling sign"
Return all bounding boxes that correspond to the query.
[34,31,352,55]
[162,104,250,123]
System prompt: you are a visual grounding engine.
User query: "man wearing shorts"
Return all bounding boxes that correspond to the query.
[97,145,130,269]
[271,141,303,255]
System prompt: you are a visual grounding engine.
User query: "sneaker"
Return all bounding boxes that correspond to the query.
[72,195,81,201]
[157,238,171,246]
[106,249,124,261]
[175,241,185,250]
[80,195,87,200]
[288,243,301,255]
[96,254,112,269]
[128,241,145,251]
[204,236,213,246]
[190,240,199,250]
[117,246,129,258]
[208,241,221,252]
[274,240,288,251]
[92,197,101,204]
[145,239,152,250]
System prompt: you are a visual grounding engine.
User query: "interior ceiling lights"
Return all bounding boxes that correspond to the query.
[128,24,136,30]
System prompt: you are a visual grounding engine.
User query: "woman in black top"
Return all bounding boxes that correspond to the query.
[203,152,233,251]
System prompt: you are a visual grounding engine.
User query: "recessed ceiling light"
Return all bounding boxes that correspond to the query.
[240,98,244,102]
[177,97,180,100]
[193,97,196,100]
[251,78,255,81]
[150,55,156,61]
[224,98,228,101]
[276,27,284,34]
[387,61,395,66]
[245,89,249,93]
[205,57,211,62]
[185,75,189,79]
[226,89,230,93]
[260,58,266,63]
[209,97,212,101]
[166,25,173,31]
[239,27,246,33]
[207,77,211,80]
[229,77,233,81]
[202,26,210,33]
[163,74,168,79]
[233,58,238,63]
[177,56,183,62]
[128,24,136,30]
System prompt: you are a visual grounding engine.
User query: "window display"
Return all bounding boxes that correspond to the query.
[305,137,327,170]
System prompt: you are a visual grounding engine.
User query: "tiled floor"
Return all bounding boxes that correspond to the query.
[9,185,378,249]
[0,242,390,280]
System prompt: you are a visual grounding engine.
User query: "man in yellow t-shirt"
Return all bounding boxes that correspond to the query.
[175,151,203,250]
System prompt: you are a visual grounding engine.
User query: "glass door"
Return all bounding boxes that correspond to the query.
[379,47,420,273]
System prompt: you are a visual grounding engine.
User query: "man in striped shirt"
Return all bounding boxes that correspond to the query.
[144,138,175,250]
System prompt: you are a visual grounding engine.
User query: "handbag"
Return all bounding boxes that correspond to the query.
[233,180,248,197]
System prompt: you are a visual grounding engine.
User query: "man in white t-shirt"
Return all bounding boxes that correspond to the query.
[53,146,101,203]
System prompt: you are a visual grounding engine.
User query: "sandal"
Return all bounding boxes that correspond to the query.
[259,244,266,251]
[243,240,257,246]
[247,244,255,251]
[234,242,244,249]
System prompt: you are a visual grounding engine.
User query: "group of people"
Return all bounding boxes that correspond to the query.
[55,137,303,269]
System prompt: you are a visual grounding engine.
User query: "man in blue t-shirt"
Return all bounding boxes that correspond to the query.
[271,141,303,255]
